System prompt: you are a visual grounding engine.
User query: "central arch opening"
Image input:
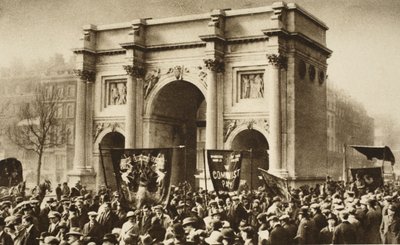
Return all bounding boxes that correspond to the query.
[231,129,269,189]
[148,80,205,187]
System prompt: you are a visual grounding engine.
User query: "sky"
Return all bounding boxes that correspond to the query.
[1,0,400,121]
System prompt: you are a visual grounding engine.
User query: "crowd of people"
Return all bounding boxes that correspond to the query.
[0,177,399,245]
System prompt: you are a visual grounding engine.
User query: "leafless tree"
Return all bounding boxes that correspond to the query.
[7,84,63,185]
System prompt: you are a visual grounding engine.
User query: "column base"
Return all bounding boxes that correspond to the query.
[67,168,96,191]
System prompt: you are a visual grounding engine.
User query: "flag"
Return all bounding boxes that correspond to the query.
[258,168,289,200]
[109,148,173,208]
[350,167,383,190]
[206,150,243,195]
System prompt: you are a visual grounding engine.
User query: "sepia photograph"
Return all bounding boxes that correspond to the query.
[0,0,399,244]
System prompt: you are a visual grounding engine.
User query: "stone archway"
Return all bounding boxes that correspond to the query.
[97,131,125,190]
[145,80,205,187]
[230,129,269,189]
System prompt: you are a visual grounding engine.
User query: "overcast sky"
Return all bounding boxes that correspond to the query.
[1,0,400,121]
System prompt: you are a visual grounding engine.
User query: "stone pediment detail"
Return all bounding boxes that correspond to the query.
[93,121,125,142]
[224,118,269,142]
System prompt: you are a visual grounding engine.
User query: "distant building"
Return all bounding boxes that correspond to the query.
[326,80,374,180]
[0,69,76,187]
[374,115,400,176]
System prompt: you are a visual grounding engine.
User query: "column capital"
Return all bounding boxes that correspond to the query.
[123,65,145,78]
[73,69,96,82]
[204,58,225,73]
[267,54,287,70]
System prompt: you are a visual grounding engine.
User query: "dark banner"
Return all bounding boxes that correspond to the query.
[258,168,290,200]
[207,150,242,194]
[350,167,383,190]
[0,158,23,187]
[110,148,173,208]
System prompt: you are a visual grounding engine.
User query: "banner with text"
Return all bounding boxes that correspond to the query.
[110,148,173,208]
[258,168,290,200]
[207,150,243,195]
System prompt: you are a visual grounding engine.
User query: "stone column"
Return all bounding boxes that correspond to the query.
[267,54,287,176]
[204,59,224,149]
[70,70,95,183]
[123,65,144,148]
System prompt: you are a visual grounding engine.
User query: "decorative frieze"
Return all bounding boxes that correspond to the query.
[73,69,96,82]
[93,121,125,142]
[223,118,269,142]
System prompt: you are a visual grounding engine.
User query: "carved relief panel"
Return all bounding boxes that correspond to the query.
[105,79,127,106]
[238,71,265,99]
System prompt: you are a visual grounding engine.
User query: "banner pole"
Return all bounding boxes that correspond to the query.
[203,149,208,207]
[99,144,109,188]
[250,148,253,193]
[180,145,187,214]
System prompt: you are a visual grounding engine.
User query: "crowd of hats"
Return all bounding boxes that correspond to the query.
[0,179,399,244]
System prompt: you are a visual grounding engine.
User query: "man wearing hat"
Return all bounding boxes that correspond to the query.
[44,236,60,245]
[97,202,118,234]
[48,211,62,236]
[381,204,400,244]
[310,203,327,234]
[0,217,13,245]
[82,211,103,243]
[318,213,337,244]
[295,206,317,244]
[119,211,139,245]
[102,233,118,245]
[280,215,297,242]
[66,227,83,245]
[174,201,189,223]
[226,196,247,232]
[152,205,172,231]
[364,199,382,244]
[268,215,290,245]
[182,217,198,243]
[332,211,357,244]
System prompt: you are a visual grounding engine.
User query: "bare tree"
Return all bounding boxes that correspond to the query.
[7,84,62,185]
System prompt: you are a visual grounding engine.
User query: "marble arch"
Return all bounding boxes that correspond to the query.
[71,3,331,188]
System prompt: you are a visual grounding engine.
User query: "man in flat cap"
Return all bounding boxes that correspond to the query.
[268,215,290,245]
[295,206,316,244]
[48,211,62,236]
[119,211,140,245]
[310,203,327,235]
[82,211,103,244]
[381,204,400,244]
[318,213,337,244]
[332,211,357,244]
[0,217,13,245]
